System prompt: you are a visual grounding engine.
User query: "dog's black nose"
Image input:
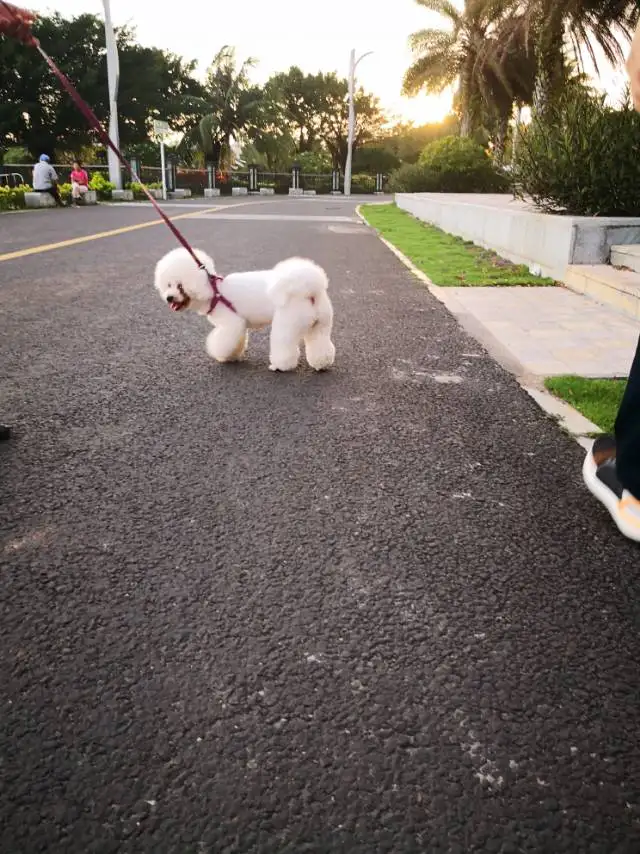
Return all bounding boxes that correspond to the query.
[166,295,175,304]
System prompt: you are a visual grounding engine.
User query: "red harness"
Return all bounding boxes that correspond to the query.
[206,272,234,314]
[175,274,232,315]
[0,1,237,316]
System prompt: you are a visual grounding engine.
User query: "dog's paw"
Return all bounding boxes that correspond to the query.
[307,353,335,371]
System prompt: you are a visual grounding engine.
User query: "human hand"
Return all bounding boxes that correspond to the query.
[0,1,38,46]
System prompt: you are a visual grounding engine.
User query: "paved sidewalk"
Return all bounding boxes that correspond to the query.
[433,285,638,378]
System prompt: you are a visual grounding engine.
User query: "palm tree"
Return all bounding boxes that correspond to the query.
[179,46,262,167]
[519,0,639,112]
[403,0,514,136]
[473,10,537,162]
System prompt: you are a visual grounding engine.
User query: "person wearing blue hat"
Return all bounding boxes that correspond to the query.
[32,153,65,207]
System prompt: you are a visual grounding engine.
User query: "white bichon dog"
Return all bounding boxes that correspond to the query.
[154,247,336,372]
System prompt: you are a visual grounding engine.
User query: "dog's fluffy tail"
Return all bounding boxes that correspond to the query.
[267,257,329,308]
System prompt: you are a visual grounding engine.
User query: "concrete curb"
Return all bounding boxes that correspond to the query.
[356,204,599,451]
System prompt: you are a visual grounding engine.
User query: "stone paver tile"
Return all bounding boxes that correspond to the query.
[524,360,576,375]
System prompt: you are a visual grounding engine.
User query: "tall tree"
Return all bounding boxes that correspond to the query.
[246,101,297,171]
[317,76,387,170]
[473,11,536,162]
[244,85,298,170]
[118,44,203,140]
[178,46,262,167]
[403,0,517,137]
[263,66,386,167]
[0,13,106,157]
[519,0,639,112]
[263,67,329,153]
[0,12,202,159]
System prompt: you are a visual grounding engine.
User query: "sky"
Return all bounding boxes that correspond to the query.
[26,0,632,125]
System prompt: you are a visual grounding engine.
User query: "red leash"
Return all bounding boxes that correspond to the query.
[0,0,235,314]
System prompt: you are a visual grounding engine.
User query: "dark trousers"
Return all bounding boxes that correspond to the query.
[37,185,64,207]
[616,334,640,498]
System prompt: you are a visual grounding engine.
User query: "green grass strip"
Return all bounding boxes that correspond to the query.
[360,203,557,287]
[544,375,627,434]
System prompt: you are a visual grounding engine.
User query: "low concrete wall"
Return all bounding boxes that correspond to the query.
[25,192,55,208]
[395,193,640,280]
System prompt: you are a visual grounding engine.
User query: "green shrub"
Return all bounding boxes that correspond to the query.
[389,135,507,193]
[387,162,437,193]
[513,89,640,216]
[351,173,376,193]
[126,181,162,199]
[0,184,30,210]
[353,146,400,174]
[302,175,332,194]
[88,171,115,200]
[296,150,333,173]
[421,136,508,192]
[58,182,72,203]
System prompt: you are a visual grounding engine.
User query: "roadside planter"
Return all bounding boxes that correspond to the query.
[396,193,640,282]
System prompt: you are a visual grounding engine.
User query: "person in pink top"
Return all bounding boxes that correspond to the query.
[70,160,89,205]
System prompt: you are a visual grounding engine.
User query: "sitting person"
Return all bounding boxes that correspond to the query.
[70,160,90,205]
[32,154,65,207]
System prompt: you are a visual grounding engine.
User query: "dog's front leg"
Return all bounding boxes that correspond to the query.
[205,318,248,363]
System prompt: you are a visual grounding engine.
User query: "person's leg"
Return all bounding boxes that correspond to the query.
[583,334,640,542]
[49,184,65,207]
[615,335,640,497]
[71,181,80,203]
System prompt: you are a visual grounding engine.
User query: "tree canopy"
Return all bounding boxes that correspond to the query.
[0,12,202,159]
[260,66,387,170]
[401,0,639,159]
[0,14,390,171]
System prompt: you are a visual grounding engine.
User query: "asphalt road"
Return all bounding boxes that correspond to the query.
[1,196,640,853]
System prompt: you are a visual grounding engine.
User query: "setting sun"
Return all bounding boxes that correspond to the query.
[394,89,455,125]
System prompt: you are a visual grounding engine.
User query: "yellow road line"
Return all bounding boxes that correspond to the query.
[0,206,221,263]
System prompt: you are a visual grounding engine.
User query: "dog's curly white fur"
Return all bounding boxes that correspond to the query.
[154,247,336,372]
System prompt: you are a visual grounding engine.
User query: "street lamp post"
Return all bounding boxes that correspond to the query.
[102,0,122,189]
[344,48,373,197]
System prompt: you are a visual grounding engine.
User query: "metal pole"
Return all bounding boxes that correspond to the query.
[160,141,167,200]
[344,49,373,198]
[511,103,522,169]
[102,0,122,189]
[344,50,356,198]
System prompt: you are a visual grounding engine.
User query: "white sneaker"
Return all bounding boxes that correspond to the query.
[583,435,640,543]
